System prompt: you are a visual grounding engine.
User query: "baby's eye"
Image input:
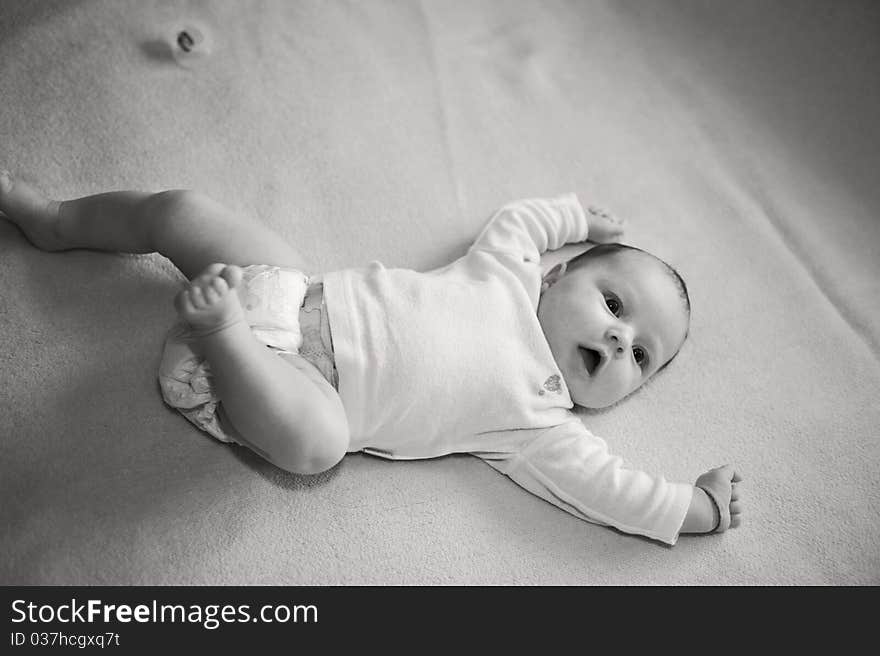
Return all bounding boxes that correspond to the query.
[604,294,621,316]
[633,346,647,367]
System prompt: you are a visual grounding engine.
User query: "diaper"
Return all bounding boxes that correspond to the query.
[157,265,338,443]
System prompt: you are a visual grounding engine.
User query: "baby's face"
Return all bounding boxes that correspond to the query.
[537,250,689,408]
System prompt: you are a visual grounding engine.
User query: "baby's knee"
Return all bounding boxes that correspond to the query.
[146,189,218,245]
[147,189,211,221]
[273,406,350,476]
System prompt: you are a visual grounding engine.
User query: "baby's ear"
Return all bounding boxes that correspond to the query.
[540,262,567,292]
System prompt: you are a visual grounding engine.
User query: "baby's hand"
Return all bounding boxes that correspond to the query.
[695,465,743,533]
[586,205,625,243]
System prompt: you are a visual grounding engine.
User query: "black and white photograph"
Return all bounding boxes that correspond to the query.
[1,0,877,607]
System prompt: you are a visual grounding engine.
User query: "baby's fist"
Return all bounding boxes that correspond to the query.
[586,205,625,243]
[695,465,743,533]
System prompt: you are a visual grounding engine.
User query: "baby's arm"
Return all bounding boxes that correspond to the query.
[680,466,744,534]
[483,423,694,545]
[469,194,624,264]
[482,424,743,544]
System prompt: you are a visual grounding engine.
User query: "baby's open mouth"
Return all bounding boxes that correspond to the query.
[579,346,601,376]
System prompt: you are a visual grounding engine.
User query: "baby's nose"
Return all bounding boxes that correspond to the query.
[605,328,630,358]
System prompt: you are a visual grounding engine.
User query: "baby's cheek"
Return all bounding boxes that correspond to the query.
[604,365,642,403]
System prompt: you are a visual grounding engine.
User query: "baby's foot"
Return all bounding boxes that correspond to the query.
[174,263,245,336]
[587,204,625,243]
[0,170,67,251]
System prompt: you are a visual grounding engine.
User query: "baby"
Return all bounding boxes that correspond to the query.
[0,170,742,545]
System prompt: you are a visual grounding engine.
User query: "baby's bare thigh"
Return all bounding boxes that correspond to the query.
[150,190,307,279]
[277,352,340,402]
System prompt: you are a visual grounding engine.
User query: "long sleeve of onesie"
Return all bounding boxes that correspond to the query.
[482,421,693,545]
[468,193,589,263]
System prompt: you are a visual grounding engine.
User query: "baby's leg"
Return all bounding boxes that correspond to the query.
[1,171,349,473]
[0,170,304,278]
[176,264,348,474]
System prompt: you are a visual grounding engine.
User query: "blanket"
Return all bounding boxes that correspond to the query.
[1,0,878,584]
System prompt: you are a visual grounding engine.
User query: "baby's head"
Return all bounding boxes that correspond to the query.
[537,243,690,408]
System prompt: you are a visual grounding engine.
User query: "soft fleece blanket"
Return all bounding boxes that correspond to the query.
[1,0,878,584]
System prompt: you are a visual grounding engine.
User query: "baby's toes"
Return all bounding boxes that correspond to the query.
[220,264,243,290]
[194,263,226,281]
[187,283,208,309]
[201,283,222,305]
[202,274,233,305]
[190,264,223,289]
[209,275,229,298]
[173,287,195,315]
